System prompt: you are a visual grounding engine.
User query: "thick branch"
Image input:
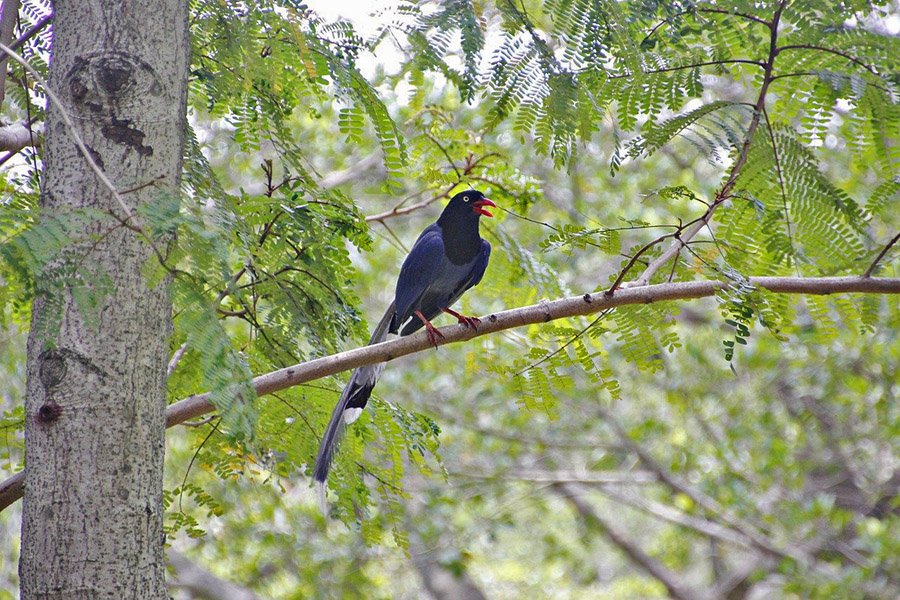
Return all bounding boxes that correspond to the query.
[0,0,20,106]
[1,275,897,511]
[0,121,39,152]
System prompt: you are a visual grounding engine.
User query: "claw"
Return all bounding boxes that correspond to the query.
[415,310,445,347]
[441,307,481,330]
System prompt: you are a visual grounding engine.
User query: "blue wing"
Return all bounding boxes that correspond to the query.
[391,225,447,333]
[398,238,491,336]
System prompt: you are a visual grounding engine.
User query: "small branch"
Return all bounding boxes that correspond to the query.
[625,2,786,288]
[697,7,770,26]
[604,58,765,80]
[365,187,454,223]
[166,342,189,378]
[8,12,52,54]
[776,44,880,77]
[862,232,899,277]
[1,275,898,511]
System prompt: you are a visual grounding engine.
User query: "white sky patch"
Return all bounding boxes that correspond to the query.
[305,0,390,39]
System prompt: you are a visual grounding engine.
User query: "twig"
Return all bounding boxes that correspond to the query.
[365,186,454,222]
[776,44,880,77]
[8,12,52,53]
[862,232,899,277]
[623,2,786,289]
[167,343,189,378]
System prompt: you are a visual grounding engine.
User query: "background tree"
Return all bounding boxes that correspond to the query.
[0,0,898,598]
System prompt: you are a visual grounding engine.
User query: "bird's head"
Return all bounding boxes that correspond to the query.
[441,189,497,221]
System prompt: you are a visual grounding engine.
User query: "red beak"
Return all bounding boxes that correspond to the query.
[472,198,496,218]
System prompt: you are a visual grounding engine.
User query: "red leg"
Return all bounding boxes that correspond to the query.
[415,310,444,347]
[441,306,481,330]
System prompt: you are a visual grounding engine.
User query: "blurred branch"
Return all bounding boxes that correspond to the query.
[555,482,703,600]
[2,275,898,511]
[167,549,261,600]
[453,468,657,485]
[596,485,754,549]
[0,120,39,152]
[596,404,823,568]
[320,153,384,190]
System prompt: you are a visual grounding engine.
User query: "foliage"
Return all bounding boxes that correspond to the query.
[1,0,898,598]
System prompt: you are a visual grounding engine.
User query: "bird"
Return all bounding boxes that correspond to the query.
[313,189,495,510]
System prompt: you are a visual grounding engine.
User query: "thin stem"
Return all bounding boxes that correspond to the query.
[698,7,770,27]
[762,105,798,274]
[862,232,900,277]
[777,44,879,77]
[604,58,765,80]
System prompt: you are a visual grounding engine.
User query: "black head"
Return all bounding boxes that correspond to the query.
[437,190,496,228]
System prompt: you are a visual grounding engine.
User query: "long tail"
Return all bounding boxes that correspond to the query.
[314,301,395,512]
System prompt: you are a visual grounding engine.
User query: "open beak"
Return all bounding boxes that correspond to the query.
[472,198,496,218]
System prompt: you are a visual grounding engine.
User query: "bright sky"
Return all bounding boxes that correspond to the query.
[305,0,386,37]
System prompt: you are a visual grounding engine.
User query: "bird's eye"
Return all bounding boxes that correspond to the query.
[463,195,469,202]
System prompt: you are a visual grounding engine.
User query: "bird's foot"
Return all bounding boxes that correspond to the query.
[415,310,445,347]
[441,307,481,330]
[424,322,445,347]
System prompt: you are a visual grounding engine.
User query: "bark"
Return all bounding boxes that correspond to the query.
[0,0,20,106]
[19,1,189,599]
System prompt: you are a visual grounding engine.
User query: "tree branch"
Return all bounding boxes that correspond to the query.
[555,482,703,600]
[365,186,454,223]
[0,120,39,152]
[776,44,880,77]
[452,468,657,485]
[595,485,756,549]
[595,403,822,567]
[167,549,261,600]
[0,0,20,106]
[1,275,897,511]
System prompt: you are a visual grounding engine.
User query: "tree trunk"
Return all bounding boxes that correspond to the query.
[19,1,189,598]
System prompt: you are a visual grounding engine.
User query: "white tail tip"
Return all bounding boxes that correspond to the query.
[343,407,363,424]
[316,480,328,516]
